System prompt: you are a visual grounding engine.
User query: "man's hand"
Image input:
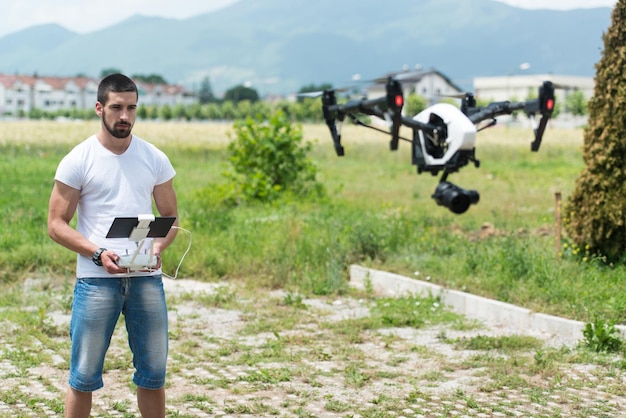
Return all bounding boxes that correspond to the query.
[101,250,129,274]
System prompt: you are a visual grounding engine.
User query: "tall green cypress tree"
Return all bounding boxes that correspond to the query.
[565,1,626,259]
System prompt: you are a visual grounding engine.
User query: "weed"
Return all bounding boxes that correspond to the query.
[282,291,307,309]
[324,398,350,412]
[582,318,623,353]
[343,362,370,387]
[370,294,468,329]
[453,334,544,353]
[112,400,132,412]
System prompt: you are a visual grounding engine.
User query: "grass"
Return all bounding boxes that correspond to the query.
[2,119,626,327]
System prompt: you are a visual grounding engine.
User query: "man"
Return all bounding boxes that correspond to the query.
[48,73,178,418]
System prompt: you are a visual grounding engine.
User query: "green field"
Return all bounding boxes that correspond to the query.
[2,119,625,324]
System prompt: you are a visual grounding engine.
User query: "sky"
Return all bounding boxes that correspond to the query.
[0,0,618,39]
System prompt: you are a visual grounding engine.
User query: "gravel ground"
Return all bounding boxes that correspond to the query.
[0,277,624,417]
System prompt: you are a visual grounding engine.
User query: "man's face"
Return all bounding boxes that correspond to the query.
[97,91,137,139]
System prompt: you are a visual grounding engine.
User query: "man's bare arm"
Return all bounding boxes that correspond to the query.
[152,178,178,256]
[48,180,124,272]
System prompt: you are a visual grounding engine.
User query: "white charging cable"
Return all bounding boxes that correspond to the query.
[162,226,192,280]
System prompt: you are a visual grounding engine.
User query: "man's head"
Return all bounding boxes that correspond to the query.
[96,74,138,139]
[97,73,138,104]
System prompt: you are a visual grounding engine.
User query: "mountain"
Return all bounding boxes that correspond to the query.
[0,0,612,95]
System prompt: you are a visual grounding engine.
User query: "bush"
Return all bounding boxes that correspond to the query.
[565,2,626,260]
[223,111,326,203]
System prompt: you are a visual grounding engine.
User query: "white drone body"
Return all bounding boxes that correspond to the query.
[413,103,477,170]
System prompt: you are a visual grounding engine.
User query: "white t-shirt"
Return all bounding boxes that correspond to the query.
[54,134,176,278]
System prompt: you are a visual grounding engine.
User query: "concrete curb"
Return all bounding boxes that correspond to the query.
[349,264,626,346]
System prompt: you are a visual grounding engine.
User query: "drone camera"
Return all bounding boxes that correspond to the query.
[432,181,479,214]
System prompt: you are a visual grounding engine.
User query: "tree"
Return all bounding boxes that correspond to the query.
[403,93,428,117]
[224,84,260,103]
[173,103,189,120]
[298,83,333,94]
[564,0,626,260]
[99,68,123,78]
[198,76,216,104]
[564,90,588,116]
[132,74,168,84]
[159,104,173,121]
[137,104,149,119]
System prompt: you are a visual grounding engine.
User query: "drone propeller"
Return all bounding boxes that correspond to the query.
[523,77,572,91]
[372,70,425,84]
[297,86,352,99]
[298,91,325,98]
[437,92,471,99]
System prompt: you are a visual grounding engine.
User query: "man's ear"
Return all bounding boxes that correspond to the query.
[95,101,103,117]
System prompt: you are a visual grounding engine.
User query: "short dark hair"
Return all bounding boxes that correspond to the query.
[97,73,138,104]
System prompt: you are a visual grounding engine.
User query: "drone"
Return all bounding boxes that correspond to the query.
[306,76,555,214]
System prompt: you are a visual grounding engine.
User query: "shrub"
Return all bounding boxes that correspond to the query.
[565,1,626,260]
[223,111,326,203]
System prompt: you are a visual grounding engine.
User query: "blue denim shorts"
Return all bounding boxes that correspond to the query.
[68,276,168,392]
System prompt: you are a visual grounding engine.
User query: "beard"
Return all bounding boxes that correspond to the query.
[102,111,133,139]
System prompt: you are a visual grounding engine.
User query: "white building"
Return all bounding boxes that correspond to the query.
[0,74,194,116]
[367,69,463,105]
[473,74,594,105]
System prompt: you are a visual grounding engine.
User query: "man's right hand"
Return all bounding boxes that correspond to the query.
[102,250,128,274]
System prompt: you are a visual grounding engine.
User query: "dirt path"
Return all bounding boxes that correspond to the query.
[0,277,624,417]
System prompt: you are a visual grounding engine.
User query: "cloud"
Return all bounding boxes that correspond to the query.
[0,0,239,37]
[494,0,616,9]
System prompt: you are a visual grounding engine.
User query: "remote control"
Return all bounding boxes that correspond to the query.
[117,253,157,269]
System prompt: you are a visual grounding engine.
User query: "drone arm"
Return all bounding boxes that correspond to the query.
[352,104,445,141]
[467,81,555,151]
[467,101,525,124]
[328,96,388,116]
[468,100,555,152]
